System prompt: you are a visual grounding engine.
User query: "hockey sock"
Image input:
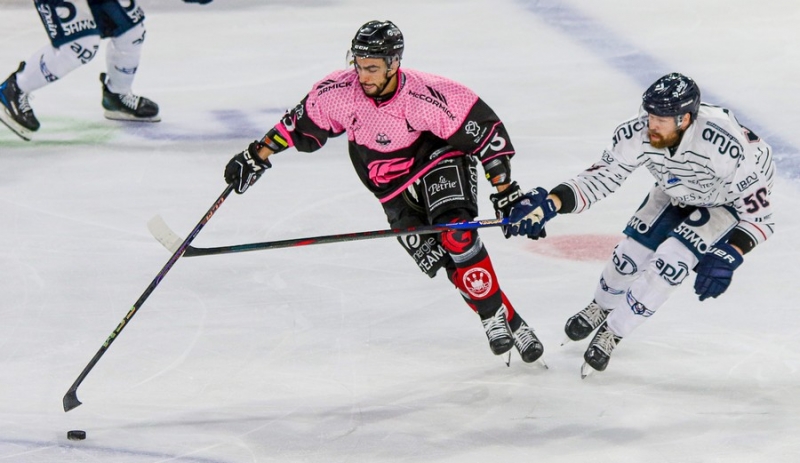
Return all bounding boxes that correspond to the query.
[105,23,146,94]
[606,237,697,337]
[442,227,507,319]
[594,238,653,312]
[15,36,101,93]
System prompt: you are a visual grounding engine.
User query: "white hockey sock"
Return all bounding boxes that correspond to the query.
[594,238,653,311]
[606,237,698,337]
[104,23,146,95]
[15,37,100,94]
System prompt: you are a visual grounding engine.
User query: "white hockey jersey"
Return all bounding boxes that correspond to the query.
[557,104,775,250]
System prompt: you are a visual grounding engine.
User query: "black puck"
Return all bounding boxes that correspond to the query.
[67,430,86,440]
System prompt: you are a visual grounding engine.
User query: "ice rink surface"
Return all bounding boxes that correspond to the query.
[1,0,799,461]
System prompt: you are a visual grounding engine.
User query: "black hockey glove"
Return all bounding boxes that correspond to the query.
[693,243,743,301]
[224,141,272,194]
[490,182,525,238]
[183,0,212,4]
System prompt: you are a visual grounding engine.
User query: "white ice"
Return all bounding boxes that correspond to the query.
[1,1,799,462]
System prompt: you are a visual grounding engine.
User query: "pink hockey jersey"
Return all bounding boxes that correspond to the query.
[270,68,515,202]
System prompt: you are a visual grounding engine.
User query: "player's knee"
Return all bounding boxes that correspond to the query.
[648,238,695,287]
[111,23,147,52]
[441,228,481,259]
[65,36,101,66]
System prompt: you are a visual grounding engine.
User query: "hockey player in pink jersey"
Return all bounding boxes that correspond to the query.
[223,20,544,364]
[505,73,776,376]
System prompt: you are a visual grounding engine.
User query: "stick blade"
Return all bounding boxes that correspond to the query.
[147,215,183,253]
[63,389,82,412]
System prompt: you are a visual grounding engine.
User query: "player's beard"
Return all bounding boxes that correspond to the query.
[360,74,393,97]
[648,128,683,149]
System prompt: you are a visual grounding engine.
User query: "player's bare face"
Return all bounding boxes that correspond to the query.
[354,56,397,97]
[647,114,683,149]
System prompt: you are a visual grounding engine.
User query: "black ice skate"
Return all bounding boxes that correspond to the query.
[510,316,545,365]
[564,300,610,343]
[0,62,40,141]
[100,73,160,122]
[480,305,514,357]
[581,321,622,378]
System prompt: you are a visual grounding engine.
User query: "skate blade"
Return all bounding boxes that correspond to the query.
[502,350,512,367]
[0,114,33,141]
[580,362,596,379]
[537,358,549,369]
[104,110,161,123]
[560,336,572,347]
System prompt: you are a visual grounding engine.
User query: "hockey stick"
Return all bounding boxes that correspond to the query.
[62,184,234,412]
[147,215,510,257]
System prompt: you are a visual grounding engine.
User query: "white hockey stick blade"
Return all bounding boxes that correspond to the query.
[580,362,596,379]
[147,215,183,253]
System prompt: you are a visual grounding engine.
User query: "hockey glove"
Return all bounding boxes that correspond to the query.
[490,183,556,239]
[693,243,743,301]
[224,141,272,194]
[183,0,213,4]
[490,182,526,238]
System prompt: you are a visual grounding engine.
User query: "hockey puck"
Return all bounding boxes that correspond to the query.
[67,430,86,440]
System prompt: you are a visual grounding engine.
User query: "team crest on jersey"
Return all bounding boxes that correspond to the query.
[464,120,480,137]
[375,133,391,145]
[463,268,492,299]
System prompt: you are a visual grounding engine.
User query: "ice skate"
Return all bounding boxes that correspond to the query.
[0,62,40,141]
[100,73,160,122]
[511,316,546,366]
[481,304,514,358]
[581,321,622,378]
[563,300,610,345]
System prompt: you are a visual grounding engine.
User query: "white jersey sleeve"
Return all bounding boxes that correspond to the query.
[553,106,776,252]
[555,115,647,213]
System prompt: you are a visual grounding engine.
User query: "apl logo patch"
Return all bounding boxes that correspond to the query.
[463,268,492,299]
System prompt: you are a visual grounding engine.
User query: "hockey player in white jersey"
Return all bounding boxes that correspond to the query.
[503,73,775,376]
[0,0,212,141]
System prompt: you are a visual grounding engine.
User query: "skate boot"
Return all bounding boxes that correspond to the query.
[100,73,160,122]
[0,62,40,141]
[581,322,622,377]
[564,300,611,342]
[480,305,514,356]
[510,316,544,364]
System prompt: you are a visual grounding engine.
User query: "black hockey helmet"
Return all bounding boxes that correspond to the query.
[350,20,404,64]
[642,73,701,120]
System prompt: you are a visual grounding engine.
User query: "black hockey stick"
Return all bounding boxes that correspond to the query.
[62,184,234,412]
[147,214,510,257]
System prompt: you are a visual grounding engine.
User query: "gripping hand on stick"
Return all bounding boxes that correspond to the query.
[224,141,272,194]
[491,184,557,240]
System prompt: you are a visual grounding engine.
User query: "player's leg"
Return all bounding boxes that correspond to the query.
[565,238,654,341]
[1,0,101,139]
[585,200,739,372]
[566,186,675,341]
[89,0,159,121]
[424,155,543,362]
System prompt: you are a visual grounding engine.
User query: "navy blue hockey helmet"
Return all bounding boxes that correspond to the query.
[350,20,404,63]
[642,73,701,120]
